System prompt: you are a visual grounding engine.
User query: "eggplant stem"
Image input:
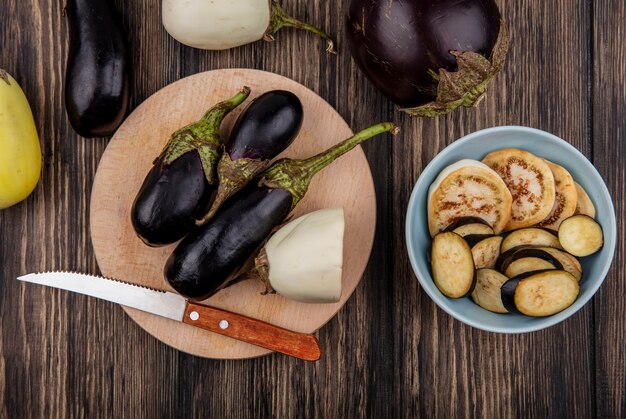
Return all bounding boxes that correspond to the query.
[400,20,511,117]
[201,86,251,132]
[161,87,251,184]
[266,1,336,54]
[260,122,399,208]
[196,154,270,226]
[300,122,398,175]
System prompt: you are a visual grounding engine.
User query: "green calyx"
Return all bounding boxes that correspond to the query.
[401,21,511,117]
[265,1,336,54]
[196,153,270,225]
[259,122,399,208]
[160,87,251,184]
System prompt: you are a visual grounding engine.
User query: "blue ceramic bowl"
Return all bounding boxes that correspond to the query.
[405,126,616,333]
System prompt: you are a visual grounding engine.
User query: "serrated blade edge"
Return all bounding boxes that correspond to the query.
[17,271,186,321]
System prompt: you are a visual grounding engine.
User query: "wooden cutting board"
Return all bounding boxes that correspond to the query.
[89,69,377,359]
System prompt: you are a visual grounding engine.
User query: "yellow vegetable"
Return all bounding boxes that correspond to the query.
[0,69,41,209]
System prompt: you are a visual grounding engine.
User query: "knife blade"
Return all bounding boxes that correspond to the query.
[17,271,321,361]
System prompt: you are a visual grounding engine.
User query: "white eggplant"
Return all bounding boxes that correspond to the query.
[162,0,335,52]
[256,208,344,303]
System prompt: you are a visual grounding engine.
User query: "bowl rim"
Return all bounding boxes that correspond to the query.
[405,125,617,333]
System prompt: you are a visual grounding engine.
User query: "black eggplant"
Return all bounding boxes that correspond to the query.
[198,90,303,224]
[346,0,510,116]
[65,0,130,137]
[131,88,251,246]
[165,122,399,300]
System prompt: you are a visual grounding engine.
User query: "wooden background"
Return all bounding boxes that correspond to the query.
[0,0,624,417]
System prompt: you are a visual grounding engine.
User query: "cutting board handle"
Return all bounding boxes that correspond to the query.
[183,302,322,361]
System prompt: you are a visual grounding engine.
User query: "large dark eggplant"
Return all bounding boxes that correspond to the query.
[165,122,399,300]
[346,0,510,117]
[131,88,250,246]
[199,90,303,224]
[65,0,130,137]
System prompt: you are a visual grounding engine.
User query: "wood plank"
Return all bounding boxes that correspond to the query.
[592,1,626,417]
[391,0,595,417]
[2,0,625,416]
[171,1,393,417]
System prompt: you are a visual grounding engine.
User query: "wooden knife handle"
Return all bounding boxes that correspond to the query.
[183,302,322,361]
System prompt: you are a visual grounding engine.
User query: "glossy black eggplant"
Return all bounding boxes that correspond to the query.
[199,90,303,224]
[346,0,510,116]
[131,88,251,246]
[65,0,130,137]
[165,122,399,300]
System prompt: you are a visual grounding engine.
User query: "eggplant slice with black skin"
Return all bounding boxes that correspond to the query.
[500,227,564,252]
[131,87,251,246]
[463,234,496,248]
[471,235,503,269]
[165,122,399,300]
[495,246,564,274]
[471,269,509,313]
[65,0,130,138]
[504,257,560,278]
[450,223,495,237]
[443,216,492,232]
[346,0,510,116]
[198,90,304,224]
[558,214,604,257]
[536,247,583,281]
[501,270,579,316]
[431,232,476,298]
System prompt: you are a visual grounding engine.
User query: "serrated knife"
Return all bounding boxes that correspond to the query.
[17,271,321,361]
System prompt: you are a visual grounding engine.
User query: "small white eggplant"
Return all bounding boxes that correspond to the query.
[162,0,336,52]
[256,208,344,303]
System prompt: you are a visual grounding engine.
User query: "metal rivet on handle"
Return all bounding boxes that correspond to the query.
[189,311,199,321]
[219,320,229,329]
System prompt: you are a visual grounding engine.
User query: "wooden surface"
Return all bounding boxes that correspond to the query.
[0,0,625,417]
[90,69,376,359]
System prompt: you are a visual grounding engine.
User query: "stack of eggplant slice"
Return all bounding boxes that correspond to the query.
[130,88,399,301]
[428,149,604,317]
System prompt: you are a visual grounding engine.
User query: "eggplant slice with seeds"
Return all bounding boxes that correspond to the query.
[482,148,556,230]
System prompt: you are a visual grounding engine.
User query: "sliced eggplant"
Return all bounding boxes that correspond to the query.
[495,246,564,273]
[536,247,583,282]
[471,269,509,313]
[482,148,556,230]
[536,160,578,230]
[471,236,503,269]
[558,214,604,257]
[451,223,495,237]
[574,182,596,219]
[501,270,579,316]
[431,232,476,298]
[500,227,563,252]
[442,216,491,232]
[504,257,559,278]
[464,234,496,248]
[428,159,512,236]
